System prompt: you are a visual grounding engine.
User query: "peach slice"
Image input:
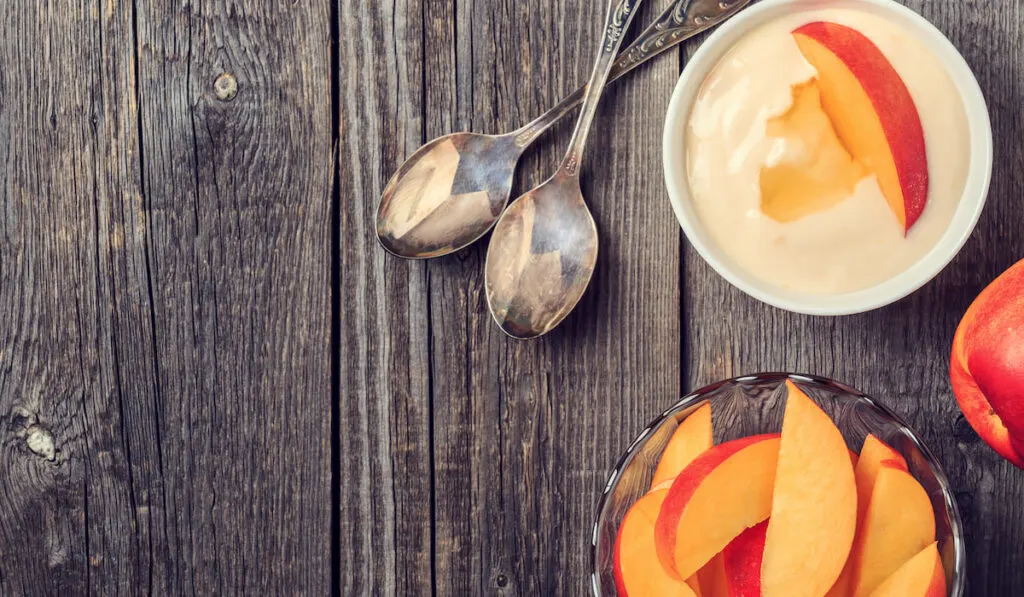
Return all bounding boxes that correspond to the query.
[828,435,908,597]
[614,488,697,597]
[869,542,946,597]
[855,435,909,522]
[849,463,937,597]
[761,381,857,597]
[793,21,928,233]
[723,520,768,597]
[654,434,782,580]
[652,403,714,489]
[951,257,1024,468]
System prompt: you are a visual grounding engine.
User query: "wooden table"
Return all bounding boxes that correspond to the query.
[1,0,1021,595]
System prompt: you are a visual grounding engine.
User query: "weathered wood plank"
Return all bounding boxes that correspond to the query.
[684,2,1024,596]
[0,2,160,593]
[133,0,334,593]
[423,0,681,594]
[2,1,336,593]
[338,0,434,595]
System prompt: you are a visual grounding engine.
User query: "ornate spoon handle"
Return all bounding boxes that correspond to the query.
[558,0,645,176]
[515,0,751,148]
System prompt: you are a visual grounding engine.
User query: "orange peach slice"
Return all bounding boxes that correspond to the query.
[654,434,782,580]
[793,22,928,233]
[849,463,937,597]
[652,403,714,489]
[723,520,768,597]
[614,488,697,597]
[652,402,718,595]
[762,381,857,597]
[951,257,1024,468]
[828,435,908,597]
[855,435,909,522]
[869,542,946,597]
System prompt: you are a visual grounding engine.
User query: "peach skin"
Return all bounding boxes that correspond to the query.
[723,520,768,597]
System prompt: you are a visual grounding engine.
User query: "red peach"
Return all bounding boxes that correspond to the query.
[951,258,1024,468]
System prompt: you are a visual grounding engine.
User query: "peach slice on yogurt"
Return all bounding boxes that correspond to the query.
[792,21,929,233]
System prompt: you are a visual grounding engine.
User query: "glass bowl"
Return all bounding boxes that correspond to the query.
[591,373,965,596]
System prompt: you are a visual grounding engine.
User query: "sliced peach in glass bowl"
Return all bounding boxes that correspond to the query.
[592,374,964,596]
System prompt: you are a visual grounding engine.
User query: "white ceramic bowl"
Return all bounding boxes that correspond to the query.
[663,0,993,316]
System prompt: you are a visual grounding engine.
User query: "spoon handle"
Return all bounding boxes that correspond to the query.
[514,0,750,149]
[558,0,645,176]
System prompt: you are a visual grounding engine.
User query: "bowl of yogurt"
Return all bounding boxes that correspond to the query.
[664,0,992,315]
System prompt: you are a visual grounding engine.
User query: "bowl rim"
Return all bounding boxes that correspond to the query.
[662,0,994,316]
[590,373,966,596]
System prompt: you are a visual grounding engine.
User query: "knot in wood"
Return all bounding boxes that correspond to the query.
[214,73,238,101]
[25,425,57,461]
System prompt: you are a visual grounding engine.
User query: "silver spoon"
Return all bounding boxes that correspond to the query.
[484,0,645,339]
[376,0,753,259]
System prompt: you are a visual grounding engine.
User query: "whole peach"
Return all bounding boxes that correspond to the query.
[951,258,1024,468]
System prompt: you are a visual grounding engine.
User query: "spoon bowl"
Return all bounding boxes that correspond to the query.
[483,0,645,339]
[376,132,521,259]
[485,172,599,339]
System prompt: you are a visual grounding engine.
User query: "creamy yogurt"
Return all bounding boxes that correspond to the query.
[684,8,970,294]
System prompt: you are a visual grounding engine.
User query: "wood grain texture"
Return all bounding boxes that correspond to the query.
[1,0,334,594]
[684,2,1024,596]
[338,0,434,595]
[0,1,157,592]
[134,0,334,593]
[423,0,681,595]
